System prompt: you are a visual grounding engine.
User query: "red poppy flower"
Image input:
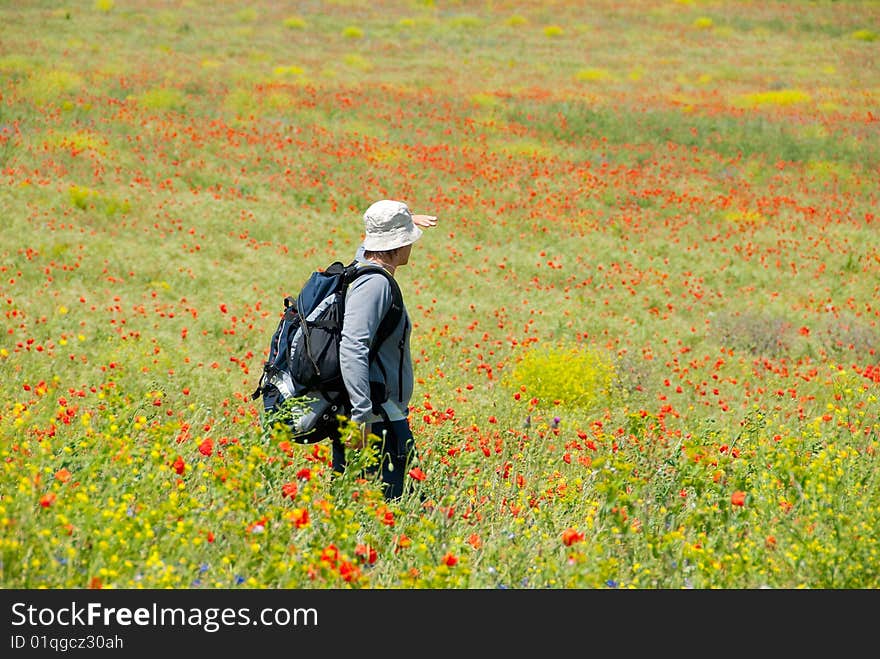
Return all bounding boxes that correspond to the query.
[172,456,186,475]
[376,506,395,526]
[198,438,213,456]
[731,491,746,507]
[355,543,378,564]
[55,468,71,483]
[442,552,458,567]
[281,482,298,499]
[39,493,56,508]
[562,527,584,546]
[408,466,426,481]
[339,561,361,583]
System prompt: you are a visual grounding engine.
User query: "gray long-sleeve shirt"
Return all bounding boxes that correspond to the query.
[339,265,413,424]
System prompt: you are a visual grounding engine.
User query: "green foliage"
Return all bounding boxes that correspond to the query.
[448,15,482,30]
[342,26,364,39]
[0,54,33,79]
[22,69,83,104]
[283,16,307,30]
[735,89,812,108]
[575,67,613,82]
[135,87,187,112]
[234,8,258,23]
[68,185,130,217]
[505,344,615,412]
[850,29,877,42]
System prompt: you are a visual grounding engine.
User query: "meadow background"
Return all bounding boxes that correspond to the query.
[1,0,879,589]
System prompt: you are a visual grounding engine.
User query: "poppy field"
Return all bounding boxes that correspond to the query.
[2,0,879,589]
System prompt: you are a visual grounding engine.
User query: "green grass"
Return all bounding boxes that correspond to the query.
[502,100,880,168]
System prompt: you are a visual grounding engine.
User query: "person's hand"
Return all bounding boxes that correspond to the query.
[412,214,438,229]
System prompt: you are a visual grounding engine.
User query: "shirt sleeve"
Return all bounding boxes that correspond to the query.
[339,271,393,423]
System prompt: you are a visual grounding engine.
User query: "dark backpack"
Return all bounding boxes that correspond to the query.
[251,260,403,444]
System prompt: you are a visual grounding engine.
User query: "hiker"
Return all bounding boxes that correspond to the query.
[336,199,428,500]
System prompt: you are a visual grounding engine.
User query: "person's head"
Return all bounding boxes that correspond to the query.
[362,199,422,266]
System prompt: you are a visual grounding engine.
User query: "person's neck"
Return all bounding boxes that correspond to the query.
[367,256,395,276]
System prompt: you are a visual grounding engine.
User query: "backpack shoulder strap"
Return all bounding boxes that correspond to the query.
[346,261,403,354]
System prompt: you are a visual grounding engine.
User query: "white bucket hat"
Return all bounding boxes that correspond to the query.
[362,199,423,252]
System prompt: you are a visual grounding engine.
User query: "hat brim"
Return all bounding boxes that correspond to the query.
[362,224,423,252]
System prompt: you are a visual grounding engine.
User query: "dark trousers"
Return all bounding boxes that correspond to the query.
[331,418,415,500]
